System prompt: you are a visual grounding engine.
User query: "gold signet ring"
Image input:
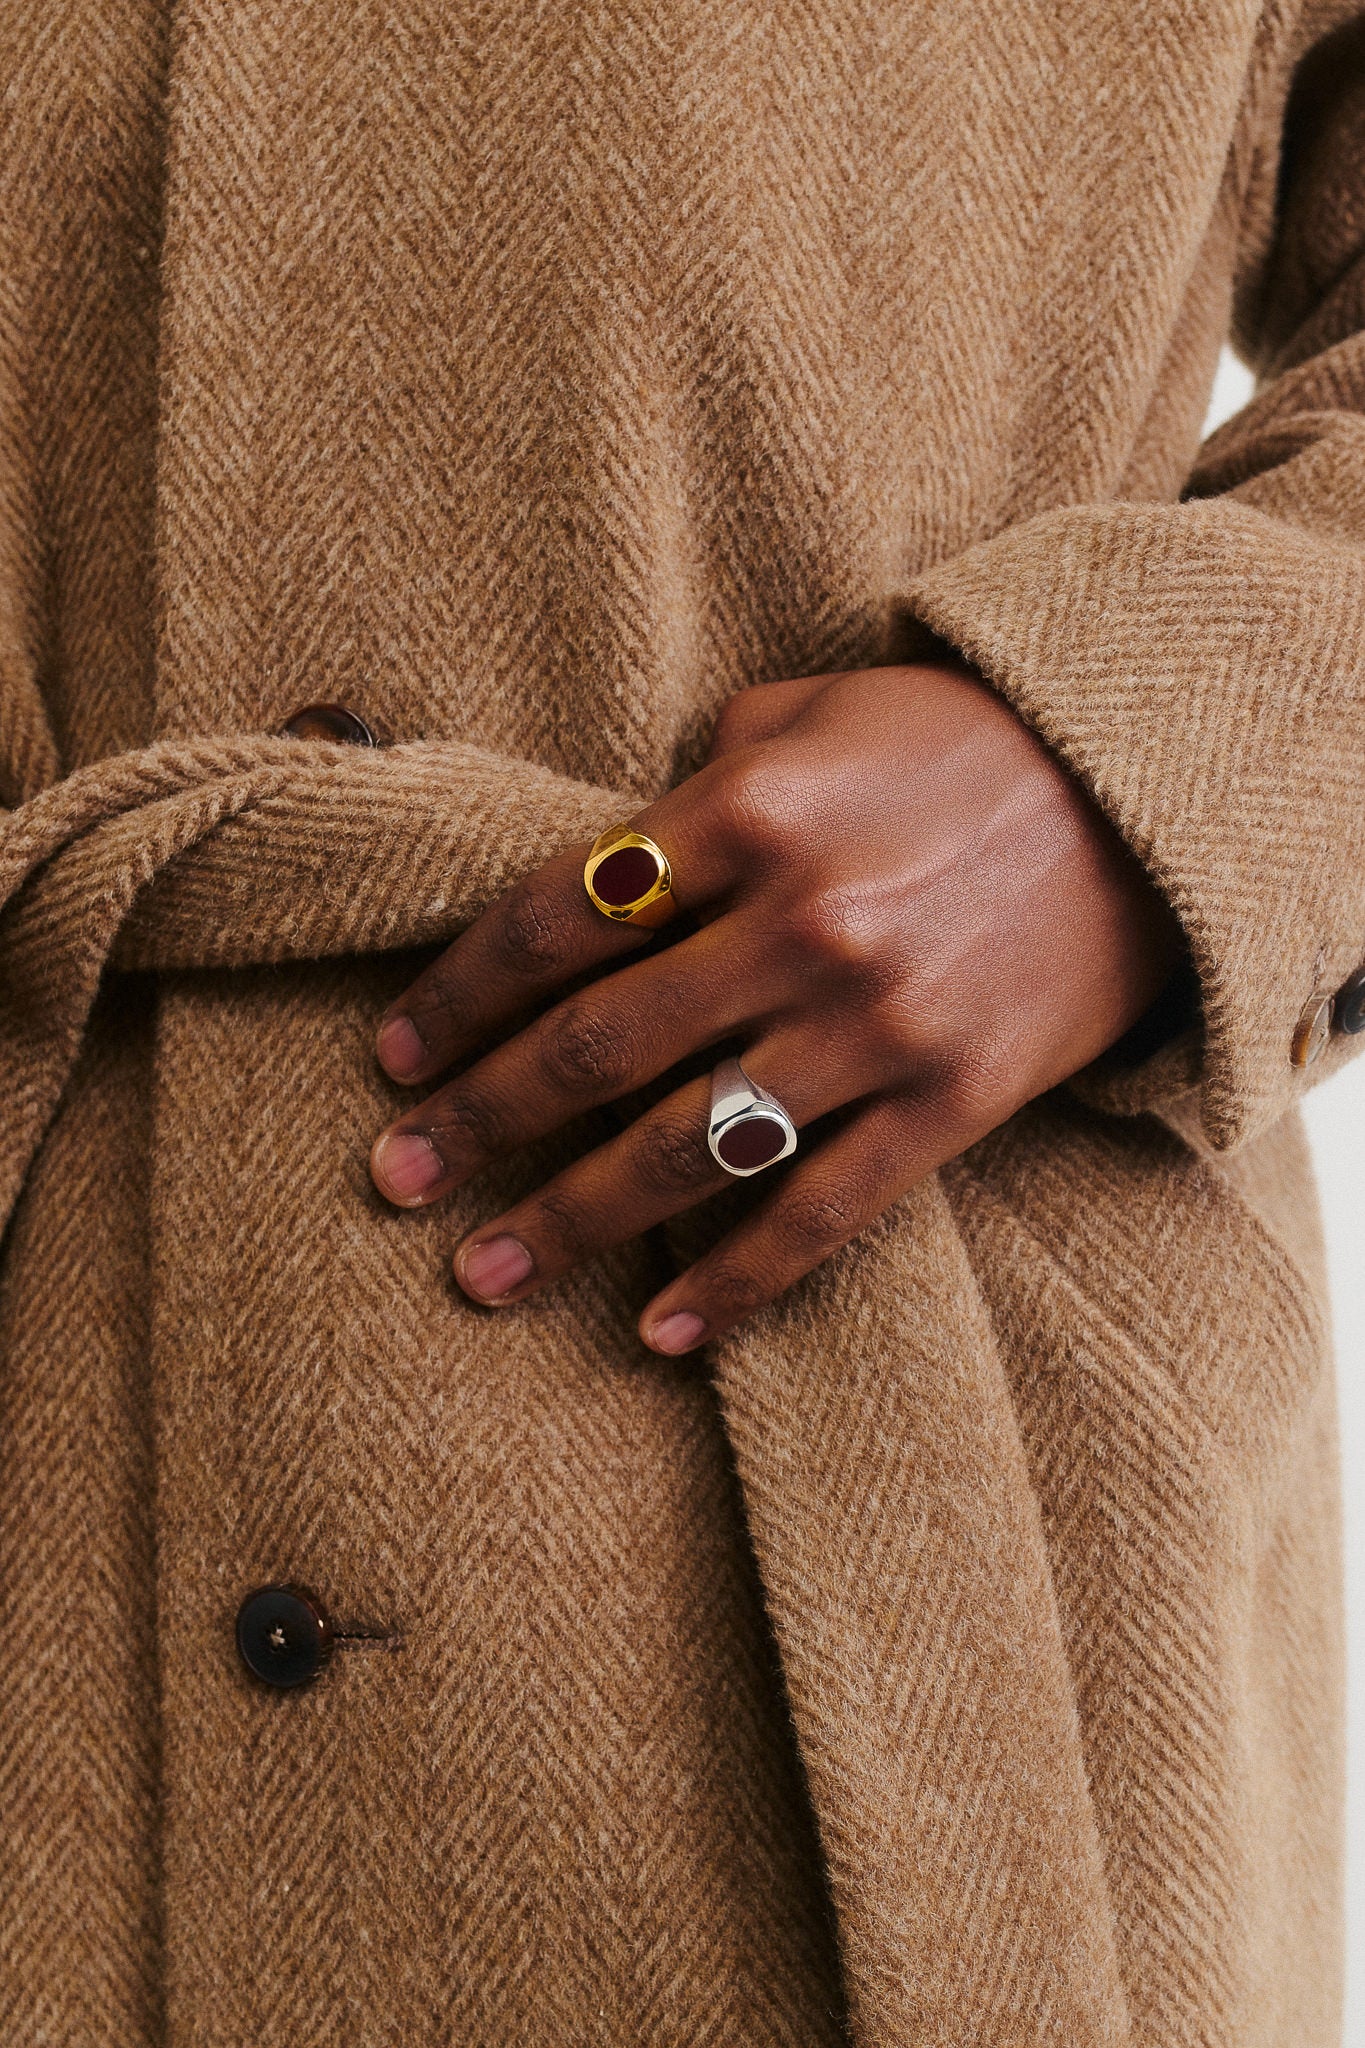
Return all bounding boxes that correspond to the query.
[583,825,676,929]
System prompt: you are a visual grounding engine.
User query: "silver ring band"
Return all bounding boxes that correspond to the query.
[707,1056,798,1177]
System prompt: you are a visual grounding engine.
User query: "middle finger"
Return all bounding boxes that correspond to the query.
[370,914,789,1207]
[376,774,749,1086]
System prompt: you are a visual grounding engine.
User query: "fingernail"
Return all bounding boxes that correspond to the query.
[372,1131,444,1204]
[377,1013,427,1081]
[647,1310,707,1356]
[459,1234,534,1301]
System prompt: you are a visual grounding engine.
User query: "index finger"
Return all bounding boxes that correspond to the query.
[375,787,737,1085]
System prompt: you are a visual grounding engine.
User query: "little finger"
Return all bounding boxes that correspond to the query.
[637,1089,983,1354]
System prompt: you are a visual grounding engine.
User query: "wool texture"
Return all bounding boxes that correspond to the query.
[2,0,1364,2042]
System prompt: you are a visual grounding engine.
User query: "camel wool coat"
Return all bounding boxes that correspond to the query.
[4,0,1365,2041]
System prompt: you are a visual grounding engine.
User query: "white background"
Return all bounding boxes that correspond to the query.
[1204,351,1365,2043]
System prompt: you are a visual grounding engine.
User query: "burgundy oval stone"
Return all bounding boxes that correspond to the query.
[716,1114,788,1172]
[592,844,661,908]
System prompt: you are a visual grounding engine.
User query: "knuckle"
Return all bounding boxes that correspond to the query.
[929,1039,1008,1128]
[709,689,761,758]
[708,752,798,862]
[531,1185,597,1261]
[861,987,921,1068]
[785,887,885,979]
[699,1258,771,1321]
[538,1000,637,1095]
[633,1111,717,1198]
[428,1086,506,1161]
[494,878,577,977]
[776,1181,861,1252]
[403,972,459,1048]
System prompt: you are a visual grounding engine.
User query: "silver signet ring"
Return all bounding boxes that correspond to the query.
[707,1057,798,1177]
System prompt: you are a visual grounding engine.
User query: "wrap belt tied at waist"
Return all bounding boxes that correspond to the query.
[0,734,621,1236]
[0,730,1138,2040]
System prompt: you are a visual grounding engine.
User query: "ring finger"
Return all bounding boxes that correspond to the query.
[448,1027,878,1309]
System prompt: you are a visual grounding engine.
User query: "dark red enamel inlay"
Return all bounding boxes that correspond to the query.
[716,1116,787,1171]
[593,845,660,907]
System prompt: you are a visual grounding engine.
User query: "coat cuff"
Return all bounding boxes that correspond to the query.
[905,495,1365,1150]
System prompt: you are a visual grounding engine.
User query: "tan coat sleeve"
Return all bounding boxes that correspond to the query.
[907,14,1365,1152]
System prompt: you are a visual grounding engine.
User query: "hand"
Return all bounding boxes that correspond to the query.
[369,662,1182,1354]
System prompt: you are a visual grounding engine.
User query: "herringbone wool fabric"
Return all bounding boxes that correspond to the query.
[2,0,1364,2041]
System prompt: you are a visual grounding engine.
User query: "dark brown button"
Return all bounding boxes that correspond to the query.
[236,1584,333,1688]
[1290,992,1332,1069]
[1334,967,1365,1037]
[278,702,378,746]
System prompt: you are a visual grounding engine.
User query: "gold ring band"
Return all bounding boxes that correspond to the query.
[583,825,676,929]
